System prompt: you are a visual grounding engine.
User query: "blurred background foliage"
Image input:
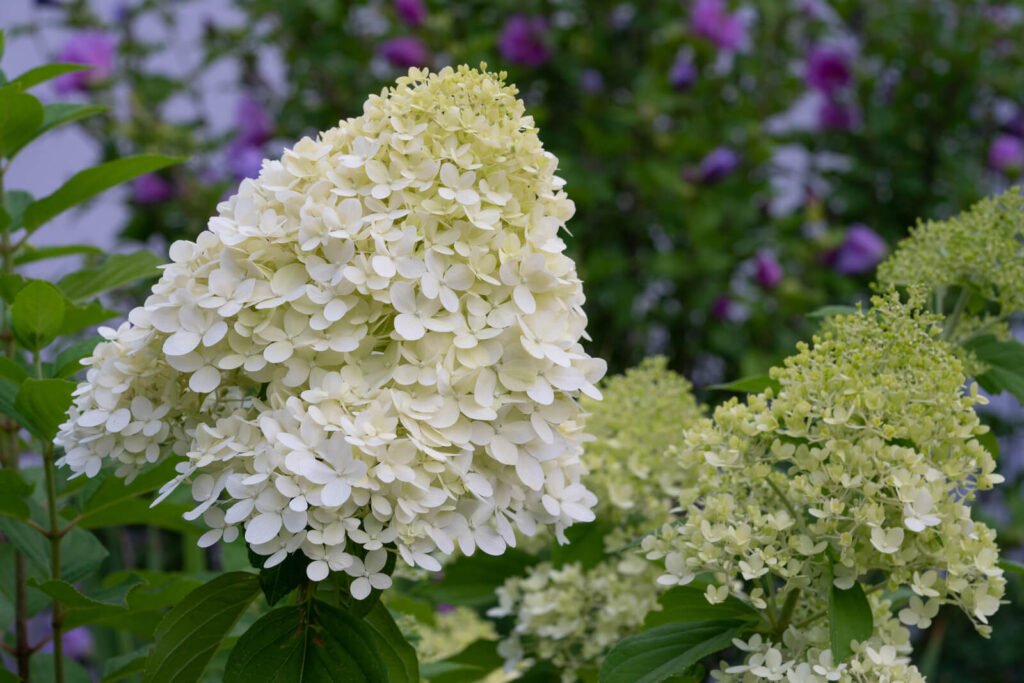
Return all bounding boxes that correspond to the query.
[4,1,1024,680]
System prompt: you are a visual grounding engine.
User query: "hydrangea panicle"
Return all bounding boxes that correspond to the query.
[56,65,606,594]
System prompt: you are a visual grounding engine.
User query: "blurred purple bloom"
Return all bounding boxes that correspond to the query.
[436,603,456,614]
[669,51,698,91]
[394,0,427,27]
[227,140,265,180]
[711,295,736,321]
[25,613,93,660]
[132,174,174,204]
[818,96,858,131]
[379,36,431,69]
[53,31,116,94]
[833,224,887,275]
[988,134,1024,173]
[754,250,783,289]
[691,0,746,53]
[235,95,273,146]
[580,69,605,94]
[498,15,550,67]
[805,45,852,94]
[689,147,741,184]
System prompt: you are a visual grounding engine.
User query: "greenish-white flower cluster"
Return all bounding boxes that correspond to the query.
[490,358,704,679]
[643,293,1005,681]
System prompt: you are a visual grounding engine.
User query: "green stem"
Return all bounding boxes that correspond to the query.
[37,349,65,683]
[775,589,800,636]
[941,288,970,341]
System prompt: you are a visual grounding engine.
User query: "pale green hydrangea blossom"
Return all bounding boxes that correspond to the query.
[491,358,704,679]
[643,293,1005,681]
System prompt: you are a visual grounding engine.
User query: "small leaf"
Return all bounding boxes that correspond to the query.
[644,584,760,628]
[1,190,33,231]
[0,470,32,520]
[15,242,105,266]
[15,378,75,442]
[0,272,26,303]
[0,89,44,158]
[828,580,873,661]
[29,575,144,610]
[0,356,28,383]
[50,335,102,378]
[11,280,66,350]
[60,300,120,336]
[143,572,261,683]
[59,250,163,302]
[248,547,309,606]
[23,154,184,232]
[102,647,151,682]
[364,602,419,683]
[420,640,503,683]
[223,602,389,683]
[599,620,743,683]
[709,374,781,394]
[7,63,91,91]
[964,335,1024,404]
[32,102,107,142]
[806,305,859,319]
[0,498,109,582]
[998,559,1024,576]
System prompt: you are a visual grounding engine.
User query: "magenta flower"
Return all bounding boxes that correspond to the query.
[805,45,852,95]
[378,36,431,69]
[691,0,747,53]
[498,15,551,67]
[235,95,273,147]
[132,174,175,204]
[395,0,428,27]
[833,225,887,275]
[819,96,859,131]
[754,250,783,289]
[669,51,698,91]
[988,134,1024,174]
[53,31,116,94]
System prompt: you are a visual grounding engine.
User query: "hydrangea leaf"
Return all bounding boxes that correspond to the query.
[599,620,743,683]
[828,580,874,661]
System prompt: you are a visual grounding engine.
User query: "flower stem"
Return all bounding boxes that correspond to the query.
[941,288,970,341]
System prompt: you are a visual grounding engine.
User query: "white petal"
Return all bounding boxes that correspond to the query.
[394,314,425,341]
[245,513,282,545]
[307,560,330,582]
[350,577,371,600]
[189,366,222,394]
[163,330,201,356]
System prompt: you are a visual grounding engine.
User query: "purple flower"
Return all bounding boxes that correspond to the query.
[580,69,604,94]
[818,96,858,131]
[710,295,748,323]
[833,224,887,275]
[235,95,273,147]
[691,0,747,53]
[669,51,698,91]
[227,140,265,180]
[53,31,116,94]
[988,134,1024,173]
[132,174,175,204]
[394,0,427,27]
[498,15,550,67]
[378,36,431,69]
[754,249,783,289]
[688,146,741,185]
[805,45,852,95]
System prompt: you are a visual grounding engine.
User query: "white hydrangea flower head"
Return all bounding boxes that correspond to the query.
[55,64,606,591]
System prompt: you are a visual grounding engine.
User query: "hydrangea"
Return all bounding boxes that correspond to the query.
[490,359,704,679]
[643,292,1005,674]
[56,65,606,591]
[877,187,1024,322]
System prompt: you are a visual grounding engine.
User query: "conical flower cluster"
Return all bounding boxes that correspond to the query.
[56,65,606,591]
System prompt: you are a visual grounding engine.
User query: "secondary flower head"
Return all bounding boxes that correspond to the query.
[832,223,886,274]
[754,249,783,289]
[691,0,747,53]
[57,65,606,593]
[379,36,431,69]
[394,0,428,27]
[805,45,853,95]
[691,146,741,185]
[988,134,1024,174]
[498,15,551,67]
[53,31,116,94]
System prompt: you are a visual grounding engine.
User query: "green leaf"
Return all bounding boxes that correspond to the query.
[22,154,184,232]
[60,300,120,336]
[102,647,151,682]
[30,653,92,683]
[709,374,781,394]
[50,336,101,378]
[0,498,109,582]
[998,559,1024,576]
[364,602,419,683]
[31,102,107,142]
[0,469,32,520]
[0,377,27,426]
[977,429,1000,459]
[223,602,389,683]
[1,190,33,231]
[143,572,261,683]
[81,458,180,513]
[644,584,760,628]
[0,668,18,683]
[0,356,28,383]
[420,640,503,683]
[7,63,91,91]
[806,305,859,319]
[15,242,105,266]
[552,519,612,571]
[415,548,539,608]
[29,575,145,609]
[0,89,44,158]
[828,580,874,662]
[11,280,66,350]
[0,272,26,302]
[59,250,163,302]
[964,335,1024,403]
[15,378,75,442]
[249,548,309,607]
[599,621,743,683]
